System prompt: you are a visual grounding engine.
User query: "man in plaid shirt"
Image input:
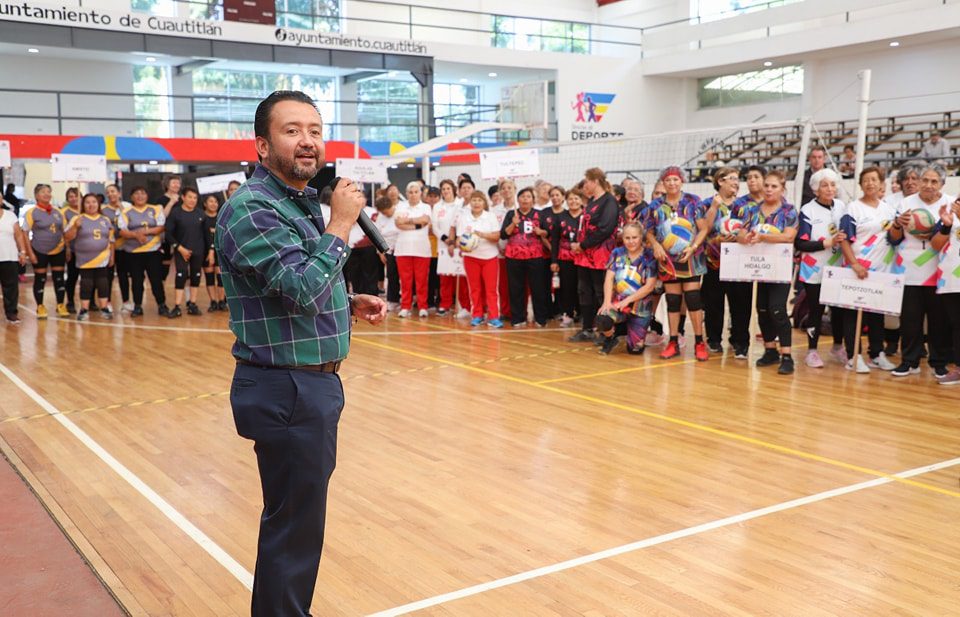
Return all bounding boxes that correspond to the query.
[216,90,386,617]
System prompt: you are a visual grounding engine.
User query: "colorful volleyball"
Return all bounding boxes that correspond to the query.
[905,208,937,237]
[662,217,695,256]
[458,233,480,253]
[719,216,743,235]
[615,266,645,296]
[756,223,781,235]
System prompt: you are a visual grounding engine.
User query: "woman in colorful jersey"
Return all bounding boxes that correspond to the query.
[568,168,620,342]
[596,222,658,355]
[796,168,847,368]
[103,184,132,312]
[932,197,960,385]
[835,167,898,372]
[645,166,710,361]
[456,191,503,328]
[61,187,82,313]
[23,183,68,318]
[500,187,551,327]
[202,194,226,312]
[551,188,584,327]
[63,193,114,320]
[888,164,953,378]
[394,181,433,318]
[118,186,168,317]
[737,170,798,375]
[433,179,469,316]
[701,166,740,354]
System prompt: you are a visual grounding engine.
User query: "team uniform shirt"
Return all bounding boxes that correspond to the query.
[23,205,66,255]
[741,201,798,235]
[646,192,707,280]
[102,203,128,251]
[501,208,548,260]
[431,199,463,244]
[936,222,960,294]
[731,193,762,221]
[551,211,581,263]
[839,199,896,274]
[118,205,165,253]
[0,209,19,262]
[164,205,206,253]
[891,193,954,286]
[393,202,433,258]
[61,207,81,251]
[69,213,113,268]
[702,195,736,272]
[455,209,500,260]
[575,193,619,270]
[797,198,847,283]
[538,207,563,259]
[489,203,511,256]
[606,246,658,317]
[373,211,399,251]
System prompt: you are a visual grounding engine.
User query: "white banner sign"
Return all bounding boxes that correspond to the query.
[436,247,465,276]
[0,141,10,167]
[820,266,905,316]
[335,158,390,184]
[51,154,107,182]
[719,242,794,283]
[479,148,540,180]
[196,171,247,195]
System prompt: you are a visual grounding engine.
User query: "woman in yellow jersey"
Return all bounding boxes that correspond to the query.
[22,184,68,318]
[64,194,114,320]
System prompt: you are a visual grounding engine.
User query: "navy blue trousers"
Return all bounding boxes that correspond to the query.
[231,364,344,617]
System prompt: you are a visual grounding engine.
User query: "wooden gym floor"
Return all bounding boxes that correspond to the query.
[0,282,958,616]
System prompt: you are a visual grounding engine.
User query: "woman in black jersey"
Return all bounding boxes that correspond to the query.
[201,194,226,312]
[551,188,584,326]
[164,187,205,318]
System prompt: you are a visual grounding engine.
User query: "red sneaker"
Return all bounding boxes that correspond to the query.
[660,340,680,359]
[695,341,709,362]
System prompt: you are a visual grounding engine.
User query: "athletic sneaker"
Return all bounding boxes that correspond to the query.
[6,315,20,325]
[36,305,48,319]
[830,344,848,365]
[456,308,472,319]
[626,346,645,355]
[778,355,795,375]
[418,309,429,318]
[121,301,135,313]
[56,303,69,317]
[756,348,780,367]
[934,366,949,380]
[158,303,170,316]
[77,309,88,322]
[487,318,504,329]
[186,302,201,316]
[660,341,680,359]
[436,308,448,316]
[131,306,144,317]
[645,332,664,346]
[694,342,709,362]
[938,368,960,385]
[867,352,896,371]
[168,305,182,319]
[100,307,113,320]
[568,330,595,343]
[599,336,621,355]
[208,302,219,313]
[66,303,76,314]
[217,300,228,311]
[387,301,401,312]
[398,309,411,318]
[511,321,527,328]
[734,347,749,360]
[805,350,824,368]
[845,356,870,373]
[707,341,723,354]
[891,362,921,377]
[470,317,484,327]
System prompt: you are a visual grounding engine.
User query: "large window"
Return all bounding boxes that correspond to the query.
[357,79,421,142]
[691,0,803,23]
[492,16,590,54]
[131,0,221,19]
[276,0,340,32]
[133,65,172,138]
[192,69,336,139]
[433,84,481,137]
[698,65,803,109]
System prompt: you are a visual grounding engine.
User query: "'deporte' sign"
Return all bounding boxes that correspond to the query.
[479,149,540,180]
[719,242,793,283]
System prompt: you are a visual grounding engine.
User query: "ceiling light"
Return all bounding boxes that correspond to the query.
[27,48,39,53]
[763,61,773,67]
[488,72,498,77]
[145,56,157,62]
[390,165,398,169]
[889,41,900,47]
[240,161,248,166]
[149,160,158,165]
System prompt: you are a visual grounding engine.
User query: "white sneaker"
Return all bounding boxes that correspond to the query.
[121,301,134,313]
[455,308,471,319]
[388,302,401,312]
[845,356,871,373]
[645,332,664,346]
[418,309,429,318]
[867,352,897,371]
[398,309,411,318]
[560,315,574,327]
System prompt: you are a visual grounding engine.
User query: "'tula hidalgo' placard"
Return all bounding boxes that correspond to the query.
[0,141,10,168]
[820,266,905,316]
[51,154,108,182]
[335,158,389,184]
[719,242,793,283]
[479,148,540,180]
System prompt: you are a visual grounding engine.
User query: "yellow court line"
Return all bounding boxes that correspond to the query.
[536,359,698,384]
[353,337,960,499]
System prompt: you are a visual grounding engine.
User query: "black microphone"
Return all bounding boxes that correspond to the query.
[328,176,390,254]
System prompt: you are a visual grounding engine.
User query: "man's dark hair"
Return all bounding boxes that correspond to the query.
[254,91,319,140]
[810,145,827,156]
[487,185,498,198]
[426,186,441,198]
[746,164,768,177]
[130,185,148,195]
[182,187,199,197]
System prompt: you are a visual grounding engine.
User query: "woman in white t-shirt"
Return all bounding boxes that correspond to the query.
[433,179,469,316]
[456,190,503,328]
[932,197,960,385]
[394,181,433,318]
[0,207,28,323]
[888,164,953,378]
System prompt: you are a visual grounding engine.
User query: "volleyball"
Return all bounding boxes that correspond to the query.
[615,266,645,296]
[905,208,937,237]
[458,233,480,253]
[661,217,695,256]
[718,216,743,235]
[756,223,781,235]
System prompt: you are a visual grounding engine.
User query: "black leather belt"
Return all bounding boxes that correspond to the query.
[236,358,341,373]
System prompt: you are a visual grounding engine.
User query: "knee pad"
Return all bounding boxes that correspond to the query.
[596,314,614,332]
[216,274,223,286]
[665,293,683,313]
[770,306,788,324]
[683,288,703,312]
[52,271,65,290]
[205,271,215,286]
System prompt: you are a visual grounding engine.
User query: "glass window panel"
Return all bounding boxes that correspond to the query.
[698,65,803,109]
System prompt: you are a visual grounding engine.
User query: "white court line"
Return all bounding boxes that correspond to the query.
[17,304,572,337]
[367,456,960,617]
[0,360,255,591]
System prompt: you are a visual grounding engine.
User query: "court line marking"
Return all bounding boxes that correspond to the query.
[353,338,960,499]
[536,359,698,384]
[0,360,255,591]
[366,455,960,617]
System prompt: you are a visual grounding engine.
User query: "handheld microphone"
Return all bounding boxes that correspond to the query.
[328,176,390,254]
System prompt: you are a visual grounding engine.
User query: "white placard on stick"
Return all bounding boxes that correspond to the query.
[479,148,540,180]
[336,158,389,184]
[820,266,904,316]
[196,171,247,195]
[719,242,794,283]
[52,153,107,182]
[436,247,465,276]
[0,141,10,167]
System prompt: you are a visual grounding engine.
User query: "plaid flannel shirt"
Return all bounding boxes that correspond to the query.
[215,164,352,366]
